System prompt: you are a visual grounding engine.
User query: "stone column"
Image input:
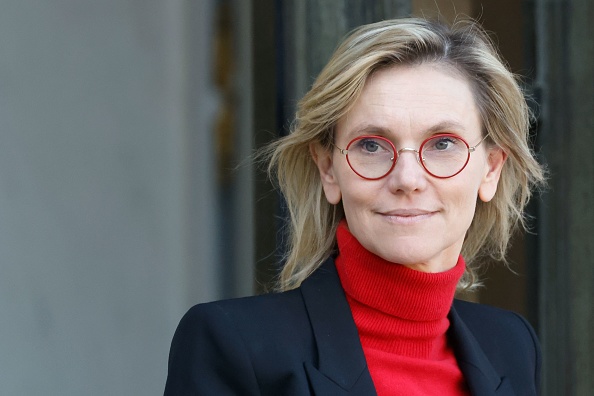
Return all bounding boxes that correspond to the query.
[535,0,594,394]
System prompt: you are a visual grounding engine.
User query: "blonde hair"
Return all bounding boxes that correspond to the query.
[265,18,545,291]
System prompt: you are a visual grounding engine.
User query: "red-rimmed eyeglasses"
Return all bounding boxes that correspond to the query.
[334,134,489,180]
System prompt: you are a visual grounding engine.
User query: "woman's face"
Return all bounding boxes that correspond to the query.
[312,64,506,272]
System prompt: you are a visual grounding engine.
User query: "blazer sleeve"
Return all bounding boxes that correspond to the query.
[451,299,542,395]
[164,303,261,396]
[510,311,542,394]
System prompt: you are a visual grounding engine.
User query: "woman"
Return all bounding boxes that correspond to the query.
[165,18,545,395]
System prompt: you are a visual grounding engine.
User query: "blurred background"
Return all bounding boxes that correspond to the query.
[0,0,591,394]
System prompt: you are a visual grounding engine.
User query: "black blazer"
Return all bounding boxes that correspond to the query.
[164,258,541,395]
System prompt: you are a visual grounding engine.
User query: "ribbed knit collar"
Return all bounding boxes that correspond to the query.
[334,220,465,322]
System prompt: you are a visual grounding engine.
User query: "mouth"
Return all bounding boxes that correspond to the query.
[379,209,437,224]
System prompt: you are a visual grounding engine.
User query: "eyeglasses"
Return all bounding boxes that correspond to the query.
[334,134,488,180]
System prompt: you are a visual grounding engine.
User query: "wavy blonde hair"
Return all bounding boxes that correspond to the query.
[265,18,545,291]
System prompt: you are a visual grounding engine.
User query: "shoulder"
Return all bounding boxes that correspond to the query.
[451,299,541,392]
[452,299,539,347]
[176,289,311,343]
[165,260,351,395]
[165,289,318,395]
[170,258,342,363]
[179,256,340,333]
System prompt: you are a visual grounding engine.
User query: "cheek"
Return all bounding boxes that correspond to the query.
[448,181,481,226]
[340,187,366,217]
[338,179,377,217]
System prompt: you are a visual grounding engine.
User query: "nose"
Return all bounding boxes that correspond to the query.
[396,148,422,164]
[386,148,426,193]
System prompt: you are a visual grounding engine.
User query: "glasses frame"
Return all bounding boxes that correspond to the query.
[335,133,489,180]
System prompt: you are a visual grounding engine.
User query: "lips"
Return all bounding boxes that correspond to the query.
[379,209,437,224]
[381,209,435,217]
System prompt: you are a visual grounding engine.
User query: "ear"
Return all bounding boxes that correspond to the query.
[478,147,507,202]
[310,142,342,204]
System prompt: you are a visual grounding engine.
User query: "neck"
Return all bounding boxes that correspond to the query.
[334,220,465,321]
[333,220,470,394]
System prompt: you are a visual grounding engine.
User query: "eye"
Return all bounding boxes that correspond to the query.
[352,137,392,154]
[426,135,460,151]
[362,139,380,153]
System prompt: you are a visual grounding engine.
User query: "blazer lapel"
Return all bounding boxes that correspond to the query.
[449,304,515,396]
[299,258,517,396]
[300,258,377,396]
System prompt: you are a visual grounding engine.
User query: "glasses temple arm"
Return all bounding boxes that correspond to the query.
[468,134,490,152]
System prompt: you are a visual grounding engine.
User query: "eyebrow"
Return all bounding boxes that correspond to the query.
[345,124,391,139]
[425,121,468,134]
[344,120,468,141]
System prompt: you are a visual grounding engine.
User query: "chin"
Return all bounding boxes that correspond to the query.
[369,237,433,263]
[374,249,430,266]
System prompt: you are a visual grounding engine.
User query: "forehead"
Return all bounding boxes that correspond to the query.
[336,63,481,142]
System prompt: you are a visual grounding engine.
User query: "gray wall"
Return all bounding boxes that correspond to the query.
[0,0,231,394]
[536,0,594,393]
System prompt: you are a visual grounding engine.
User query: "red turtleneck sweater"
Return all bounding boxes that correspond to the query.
[334,221,470,395]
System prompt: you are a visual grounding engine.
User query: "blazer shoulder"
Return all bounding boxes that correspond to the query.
[183,288,305,324]
[165,297,264,395]
[165,290,317,395]
[177,289,312,342]
[452,299,538,342]
[452,299,542,393]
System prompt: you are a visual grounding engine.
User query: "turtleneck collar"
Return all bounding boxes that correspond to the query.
[334,220,465,322]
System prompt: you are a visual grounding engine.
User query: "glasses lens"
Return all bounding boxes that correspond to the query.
[421,135,470,177]
[346,136,395,179]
